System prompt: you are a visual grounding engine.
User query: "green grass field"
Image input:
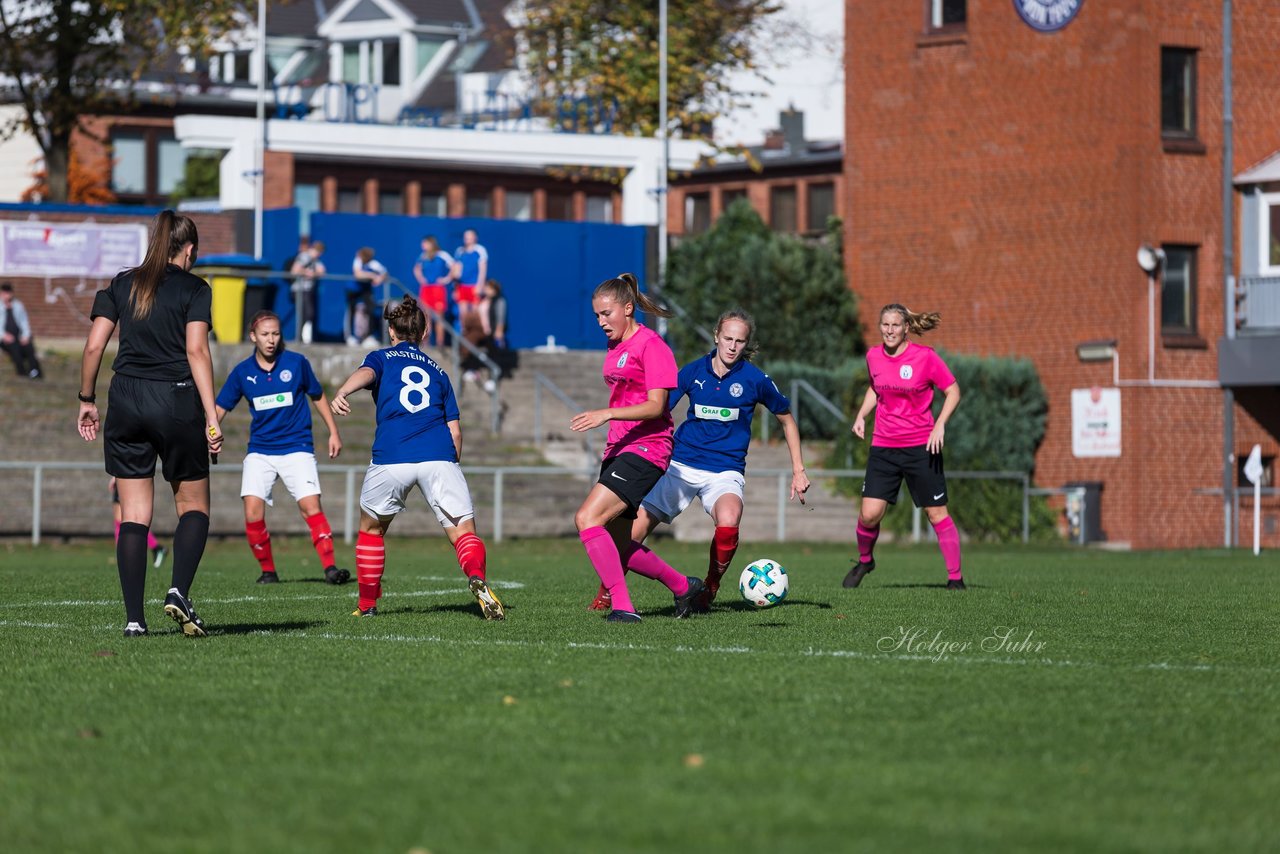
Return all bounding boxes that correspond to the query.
[1,538,1277,853]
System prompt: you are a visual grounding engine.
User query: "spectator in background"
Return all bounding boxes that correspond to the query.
[0,282,43,379]
[412,235,454,347]
[452,229,487,323]
[348,246,387,347]
[290,239,326,344]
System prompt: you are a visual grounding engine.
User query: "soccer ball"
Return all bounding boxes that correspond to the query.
[739,558,789,608]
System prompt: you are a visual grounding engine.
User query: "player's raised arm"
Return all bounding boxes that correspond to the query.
[331,367,376,416]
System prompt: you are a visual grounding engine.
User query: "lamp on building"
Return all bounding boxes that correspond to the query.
[1076,339,1118,362]
[1137,244,1166,273]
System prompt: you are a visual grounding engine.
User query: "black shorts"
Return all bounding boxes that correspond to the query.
[598,453,666,519]
[104,374,209,482]
[862,445,948,507]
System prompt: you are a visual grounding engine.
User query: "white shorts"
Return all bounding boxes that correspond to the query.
[240,452,322,507]
[360,460,475,528]
[641,460,746,523]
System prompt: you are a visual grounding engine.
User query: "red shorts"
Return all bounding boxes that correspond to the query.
[418,284,448,316]
[454,284,478,305]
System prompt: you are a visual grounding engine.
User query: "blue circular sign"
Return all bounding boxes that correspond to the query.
[1013,0,1084,33]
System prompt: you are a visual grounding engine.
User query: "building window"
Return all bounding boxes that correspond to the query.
[807,183,835,233]
[545,191,573,221]
[111,135,147,195]
[295,183,320,234]
[721,188,748,211]
[685,192,711,234]
[380,39,400,86]
[770,186,797,232]
[1161,48,1197,140]
[466,192,492,218]
[585,195,612,223]
[506,190,533,221]
[1260,192,1280,274]
[421,192,446,217]
[1161,245,1197,335]
[378,189,401,215]
[337,188,363,213]
[928,0,965,30]
[111,128,190,203]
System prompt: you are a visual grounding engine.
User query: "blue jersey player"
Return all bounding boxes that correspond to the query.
[215,311,350,586]
[589,309,811,612]
[330,296,505,620]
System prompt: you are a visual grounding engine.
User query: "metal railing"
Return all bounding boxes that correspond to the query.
[2,460,1038,545]
[1239,274,1280,332]
[195,266,503,433]
[532,372,603,456]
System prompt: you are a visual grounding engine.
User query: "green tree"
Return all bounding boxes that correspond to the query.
[662,199,861,366]
[169,150,223,204]
[0,1,245,202]
[514,0,781,144]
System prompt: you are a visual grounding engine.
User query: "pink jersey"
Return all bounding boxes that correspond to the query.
[866,342,956,448]
[601,325,678,468]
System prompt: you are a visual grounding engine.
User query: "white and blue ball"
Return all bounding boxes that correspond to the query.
[739,558,789,608]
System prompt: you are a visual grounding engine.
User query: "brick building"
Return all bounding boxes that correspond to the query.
[845,1,1280,548]
[667,109,843,239]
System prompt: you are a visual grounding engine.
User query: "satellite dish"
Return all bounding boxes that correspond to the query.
[1137,245,1167,273]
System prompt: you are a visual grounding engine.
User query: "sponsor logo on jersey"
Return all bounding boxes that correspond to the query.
[693,379,705,390]
[279,369,293,383]
[729,382,744,398]
[900,365,913,380]
[695,404,738,422]
[616,353,628,369]
[245,375,257,385]
[253,391,294,411]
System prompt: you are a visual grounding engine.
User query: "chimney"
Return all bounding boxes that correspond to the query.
[763,129,785,150]
[780,108,805,152]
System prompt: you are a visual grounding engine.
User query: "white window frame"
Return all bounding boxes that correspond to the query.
[1260,191,1280,275]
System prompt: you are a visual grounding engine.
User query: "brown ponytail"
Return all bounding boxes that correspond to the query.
[130,210,198,320]
[384,295,426,344]
[881,303,941,336]
[592,272,672,319]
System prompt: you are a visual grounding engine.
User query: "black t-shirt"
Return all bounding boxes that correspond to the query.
[91,264,213,381]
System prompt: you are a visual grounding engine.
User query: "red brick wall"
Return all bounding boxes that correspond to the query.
[0,209,239,338]
[845,1,1280,548]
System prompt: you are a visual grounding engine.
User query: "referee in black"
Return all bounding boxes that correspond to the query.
[78,211,224,637]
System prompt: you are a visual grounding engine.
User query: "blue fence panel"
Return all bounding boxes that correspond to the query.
[304,213,649,349]
[263,208,301,337]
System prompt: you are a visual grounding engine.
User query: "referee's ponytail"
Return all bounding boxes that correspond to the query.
[593,272,671,320]
[130,210,199,320]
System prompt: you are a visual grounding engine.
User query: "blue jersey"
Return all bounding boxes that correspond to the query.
[417,251,454,283]
[669,354,791,474]
[361,342,460,464]
[454,244,487,284]
[216,350,323,455]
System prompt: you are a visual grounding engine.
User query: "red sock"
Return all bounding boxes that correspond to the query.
[454,531,486,580]
[709,526,739,583]
[305,512,336,568]
[245,519,275,574]
[356,531,385,610]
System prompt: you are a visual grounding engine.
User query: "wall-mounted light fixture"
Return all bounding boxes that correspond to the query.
[1076,339,1118,362]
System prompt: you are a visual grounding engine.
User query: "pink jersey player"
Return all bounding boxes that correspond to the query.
[569,273,705,623]
[847,303,965,591]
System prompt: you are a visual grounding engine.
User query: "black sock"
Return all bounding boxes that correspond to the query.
[170,511,210,598]
[117,522,149,623]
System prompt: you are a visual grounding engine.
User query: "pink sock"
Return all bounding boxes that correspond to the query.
[113,521,121,542]
[621,541,688,595]
[580,527,635,612]
[855,521,879,564]
[932,517,962,580]
[147,531,160,550]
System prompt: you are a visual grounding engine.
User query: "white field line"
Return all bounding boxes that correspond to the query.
[0,619,1270,674]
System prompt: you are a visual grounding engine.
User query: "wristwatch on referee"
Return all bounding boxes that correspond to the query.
[78,392,96,404]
